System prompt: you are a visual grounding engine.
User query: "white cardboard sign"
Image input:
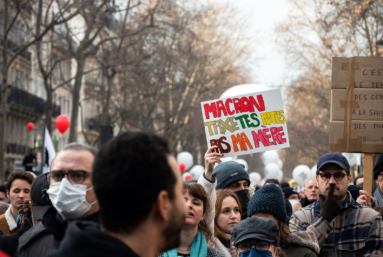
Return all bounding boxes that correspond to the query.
[200,89,290,157]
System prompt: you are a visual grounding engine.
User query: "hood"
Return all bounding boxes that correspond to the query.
[285,231,320,254]
[48,221,138,257]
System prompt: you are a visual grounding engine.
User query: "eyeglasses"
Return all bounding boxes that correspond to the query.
[237,241,271,253]
[318,172,346,181]
[47,170,88,185]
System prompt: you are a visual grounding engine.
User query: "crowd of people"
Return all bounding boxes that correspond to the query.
[0,132,382,257]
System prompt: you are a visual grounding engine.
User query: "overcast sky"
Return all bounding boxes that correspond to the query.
[216,0,291,88]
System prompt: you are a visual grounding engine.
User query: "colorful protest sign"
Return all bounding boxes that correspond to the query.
[200,89,290,157]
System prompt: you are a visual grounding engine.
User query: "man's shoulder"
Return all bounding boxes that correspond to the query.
[354,203,381,219]
[18,222,52,249]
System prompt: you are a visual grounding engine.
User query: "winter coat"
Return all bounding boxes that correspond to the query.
[198,174,233,257]
[46,221,140,257]
[0,221,32,256]
[290,191,383,257]
[300,197,315,208]
[0,208,17,236]
[283,231,319,257]
[14,206,99,257]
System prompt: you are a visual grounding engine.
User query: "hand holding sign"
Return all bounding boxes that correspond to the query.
[204,146,223,180]
[201,89,289,158]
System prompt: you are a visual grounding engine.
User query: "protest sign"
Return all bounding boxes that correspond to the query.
[330,56,383,204]
[200,89,290,157]
[330,57,383,153]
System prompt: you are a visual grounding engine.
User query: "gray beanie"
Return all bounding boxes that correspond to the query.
[212,161,250,190]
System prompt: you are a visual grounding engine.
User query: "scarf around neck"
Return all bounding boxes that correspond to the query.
[374,186,383,206]
[163,228,207,257]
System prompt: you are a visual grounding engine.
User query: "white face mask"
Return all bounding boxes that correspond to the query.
[47,178,97,220]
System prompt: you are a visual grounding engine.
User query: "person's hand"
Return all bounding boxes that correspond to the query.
[319,184,343,222]
[230,241,237,257]
[204,146,223,180]
[356,190,375,206]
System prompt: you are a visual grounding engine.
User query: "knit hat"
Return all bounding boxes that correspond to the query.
[373,155,383,180]
[282,187,298,199]
[212,161,250,190]
[247,183,287,223]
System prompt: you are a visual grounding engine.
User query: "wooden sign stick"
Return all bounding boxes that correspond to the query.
[363,153,374,207]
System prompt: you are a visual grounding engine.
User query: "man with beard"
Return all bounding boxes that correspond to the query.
[212,161,250,220]
[300,178,320,207]
[47,132,187,257]
[289,153,383,256]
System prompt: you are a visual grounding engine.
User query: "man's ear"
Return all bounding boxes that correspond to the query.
[156,190,171,222]
[6,191,9,199]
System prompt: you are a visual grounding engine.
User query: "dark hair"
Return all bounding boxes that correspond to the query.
[265,179,281,188]
[215,189,242,245]
[184,183,212,242]
[373,206,383,217]
[0,185,6,194]
[92,132,177,233]
[6,171,34,192]
[354,174,363,185]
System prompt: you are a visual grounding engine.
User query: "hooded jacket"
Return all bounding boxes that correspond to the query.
[46,221,140,257]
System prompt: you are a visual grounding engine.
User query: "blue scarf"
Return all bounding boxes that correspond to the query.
[163,229,207,257]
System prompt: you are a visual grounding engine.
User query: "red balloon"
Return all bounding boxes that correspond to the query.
[27,122,34,132]
[184,175,193,180]
[179,163,186,172]
[56,115,70,134]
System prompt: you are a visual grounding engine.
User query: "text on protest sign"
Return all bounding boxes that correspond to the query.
[200,89,290,157]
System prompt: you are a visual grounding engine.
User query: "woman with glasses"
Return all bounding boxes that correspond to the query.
[247,184,319,257]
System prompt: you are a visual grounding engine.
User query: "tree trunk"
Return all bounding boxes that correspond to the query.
[45,81,53,134]
[68,57,85,142]
[0,1,9,183]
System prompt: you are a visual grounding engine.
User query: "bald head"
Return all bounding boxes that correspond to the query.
[305,178,319,201]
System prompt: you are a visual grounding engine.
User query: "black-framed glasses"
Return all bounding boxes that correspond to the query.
[318,172,346,181]
[47,170,88,185]
[237,241,271,253]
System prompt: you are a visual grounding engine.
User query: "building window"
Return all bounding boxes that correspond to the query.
[41,82,45,100]
[34,80,38,96]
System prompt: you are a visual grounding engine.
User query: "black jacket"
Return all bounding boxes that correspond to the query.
[300,197,315,208]
[47,221,140,257]
[0,221,32,256]
[14,207,99,257]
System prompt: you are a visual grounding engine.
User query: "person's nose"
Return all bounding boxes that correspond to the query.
[328,174,337,184]
[239,185,245,190]
[187,200,193,209]
[19,192,26,198]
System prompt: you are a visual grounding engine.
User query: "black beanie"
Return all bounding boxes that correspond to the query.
[212,161,250,190]
[373,155,383,180]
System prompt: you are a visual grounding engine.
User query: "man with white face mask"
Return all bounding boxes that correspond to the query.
[14,143,99,257]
